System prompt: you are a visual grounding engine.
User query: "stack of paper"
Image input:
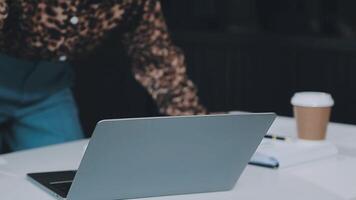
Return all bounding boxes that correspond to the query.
[250,139,338,168]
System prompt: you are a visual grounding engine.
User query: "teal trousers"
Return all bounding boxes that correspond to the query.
[0,54,84,153]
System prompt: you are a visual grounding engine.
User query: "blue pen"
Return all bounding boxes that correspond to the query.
[249,152,279,169]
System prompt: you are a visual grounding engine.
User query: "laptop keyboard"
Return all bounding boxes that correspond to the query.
[28,170,77,198]
[51,182,73,195]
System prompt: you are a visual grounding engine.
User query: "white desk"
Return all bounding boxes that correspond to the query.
[0,116,355,200]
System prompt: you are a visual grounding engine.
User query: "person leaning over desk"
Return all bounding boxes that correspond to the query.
[0,0,207,153]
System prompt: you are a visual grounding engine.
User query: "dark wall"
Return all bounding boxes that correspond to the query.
[171,31,356,124]
[73,0,356,136]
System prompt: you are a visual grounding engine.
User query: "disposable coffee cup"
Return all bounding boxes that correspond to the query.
[291,92,334,140]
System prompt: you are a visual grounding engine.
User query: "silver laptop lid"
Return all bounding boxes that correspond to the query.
[68,113,276,200]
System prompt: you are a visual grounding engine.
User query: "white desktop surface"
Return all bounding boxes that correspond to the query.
[0,116,355,200]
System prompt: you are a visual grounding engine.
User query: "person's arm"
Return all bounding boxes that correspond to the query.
[0,0,8,29]
[122,0,207,116]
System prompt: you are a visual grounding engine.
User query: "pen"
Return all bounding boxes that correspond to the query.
[249,152,280,169]
[249,161,279,169]
[264,134,288,141]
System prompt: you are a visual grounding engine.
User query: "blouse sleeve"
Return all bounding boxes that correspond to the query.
[0,0,8,29]
[122,0,207,116]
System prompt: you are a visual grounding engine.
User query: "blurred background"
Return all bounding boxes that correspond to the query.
[72,0,356,136]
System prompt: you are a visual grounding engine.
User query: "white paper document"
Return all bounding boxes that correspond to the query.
[287,156,356,200]
[251,139,338,168]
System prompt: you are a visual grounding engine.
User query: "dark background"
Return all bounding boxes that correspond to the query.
[73,0,356,136]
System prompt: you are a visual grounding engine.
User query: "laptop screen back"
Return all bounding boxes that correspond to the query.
[68,113,276,200]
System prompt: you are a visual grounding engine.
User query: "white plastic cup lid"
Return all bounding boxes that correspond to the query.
[291,92,334,107]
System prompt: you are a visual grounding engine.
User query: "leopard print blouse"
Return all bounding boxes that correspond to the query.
[0,0,207,116]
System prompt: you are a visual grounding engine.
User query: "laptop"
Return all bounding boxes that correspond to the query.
[27,113,276,200]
